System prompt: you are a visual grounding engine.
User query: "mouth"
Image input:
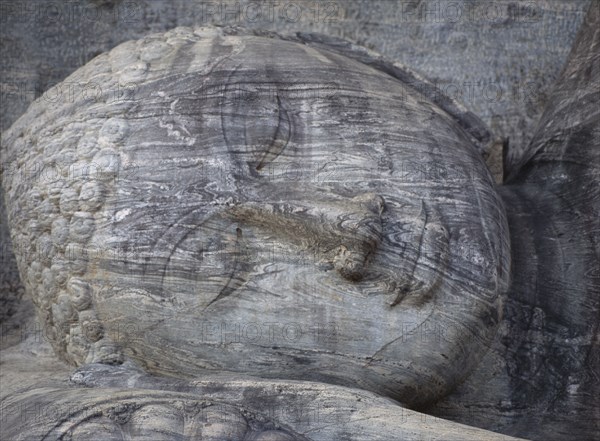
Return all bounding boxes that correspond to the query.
[387,200,449,307]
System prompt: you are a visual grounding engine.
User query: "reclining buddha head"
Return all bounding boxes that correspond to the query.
[1,26,510,408]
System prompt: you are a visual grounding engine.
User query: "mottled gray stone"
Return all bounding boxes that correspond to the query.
[2,25,510,407]
[1,3,599,441]
[428,5,600,440]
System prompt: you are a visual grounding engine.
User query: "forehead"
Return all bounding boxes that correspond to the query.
[124,36,485,187]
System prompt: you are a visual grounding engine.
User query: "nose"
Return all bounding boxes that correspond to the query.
[225,192,385,282]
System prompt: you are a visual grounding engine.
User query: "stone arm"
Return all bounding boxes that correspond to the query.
[1,348,527,441]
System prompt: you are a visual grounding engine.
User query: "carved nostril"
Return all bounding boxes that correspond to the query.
[333,194,385,281]
[352,192,385,216]
[333,245,368,281]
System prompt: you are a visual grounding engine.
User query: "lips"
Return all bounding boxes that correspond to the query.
[387,201,449,307]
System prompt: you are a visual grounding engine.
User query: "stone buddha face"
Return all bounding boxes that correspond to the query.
[2,27,510,408]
